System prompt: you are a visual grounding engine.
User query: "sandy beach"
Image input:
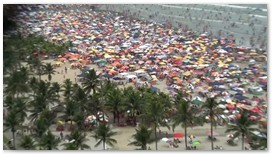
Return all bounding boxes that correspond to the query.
[37,59,253,151]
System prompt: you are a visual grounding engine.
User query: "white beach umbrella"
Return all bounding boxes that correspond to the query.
[161,138,169,142]
[218,104,226,109]
[223,110,229,114]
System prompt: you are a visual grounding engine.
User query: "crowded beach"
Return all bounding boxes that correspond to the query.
[3,4,267,150]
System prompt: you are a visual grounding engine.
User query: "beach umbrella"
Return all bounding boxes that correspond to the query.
[57,120,64,125]
[183,71,191,76]
[227,134,234,138]
[173,133,185,138]
[67,121,76,125]
[56,61,63,65]
[192,141,201,146]
[161,138,169,142]
[252,131,267,138]
[249,115,257,121]
[218,104,226,109]
[227,101,236,105]
[223,109,229,114]
[138,61,145,65]
[159,62,166,65]
[226,104,235,110]
[58,57,66,61]
[192,97,204,105]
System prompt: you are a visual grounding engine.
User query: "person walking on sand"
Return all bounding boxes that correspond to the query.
[65,67,67,74]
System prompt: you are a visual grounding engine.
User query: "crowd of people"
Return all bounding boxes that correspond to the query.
[12,4,267,129]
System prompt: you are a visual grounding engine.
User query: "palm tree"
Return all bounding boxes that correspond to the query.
[225,111,258,150]
[92,123,117,150]
[157,92,172,119]
[51,82,61,99]
[27,56,43,81]
[123,86,143,126]
[89,93,105,122]
[3,45,19,73]
[172,92,196,150]
[29,81,58,121]
[29,76,38,95]
[142,93,169,150]
[4,109,21,149]
[101,79,116,94]
[3,95,14,109]
[63,143,78,150]
[60,99,78,130]
[249,131,267,150]
[82,69,100,95]
[11,97,28,122]
[40,130,60,150]
[72,85,88,113]
[20,135,36,150]
[33,115,52,149]
[62,130,90,150]
[128,124,155,150]
[62,79,73,101]
[43,63,56,81]
[19,66,31,80]
[105,88,124,123]
[73,111,86,132]
[202,96,221,150]
[4,68,30,98]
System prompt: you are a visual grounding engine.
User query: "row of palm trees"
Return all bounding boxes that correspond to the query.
[4,65,263,150]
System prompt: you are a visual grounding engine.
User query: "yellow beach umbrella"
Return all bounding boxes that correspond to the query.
[159,62,166,65]
[186,90,191,94]
[58,121,64,125]
[183,71,191,76]
[174,56,182,59]
[226,58,232,62]
[56,61,63,65]
[67,121,76,125]
[172,77,179,80]
[228,101,236,105]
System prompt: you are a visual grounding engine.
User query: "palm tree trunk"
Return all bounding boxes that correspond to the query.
[211,118,214,150]
[38,72,41,81]
[12,131,16,149]
[103,141,106,150]
[132,110,135,126]
[184,123,188,150]
[113,112,116,123]
[242,134,245,150]
[117,111,120,124]
[93,88,96,95]
[155,124,158,150]
[70,118,73,131]
[48,74,51,81]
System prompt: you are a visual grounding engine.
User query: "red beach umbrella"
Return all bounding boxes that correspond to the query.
[173,133,185,138]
